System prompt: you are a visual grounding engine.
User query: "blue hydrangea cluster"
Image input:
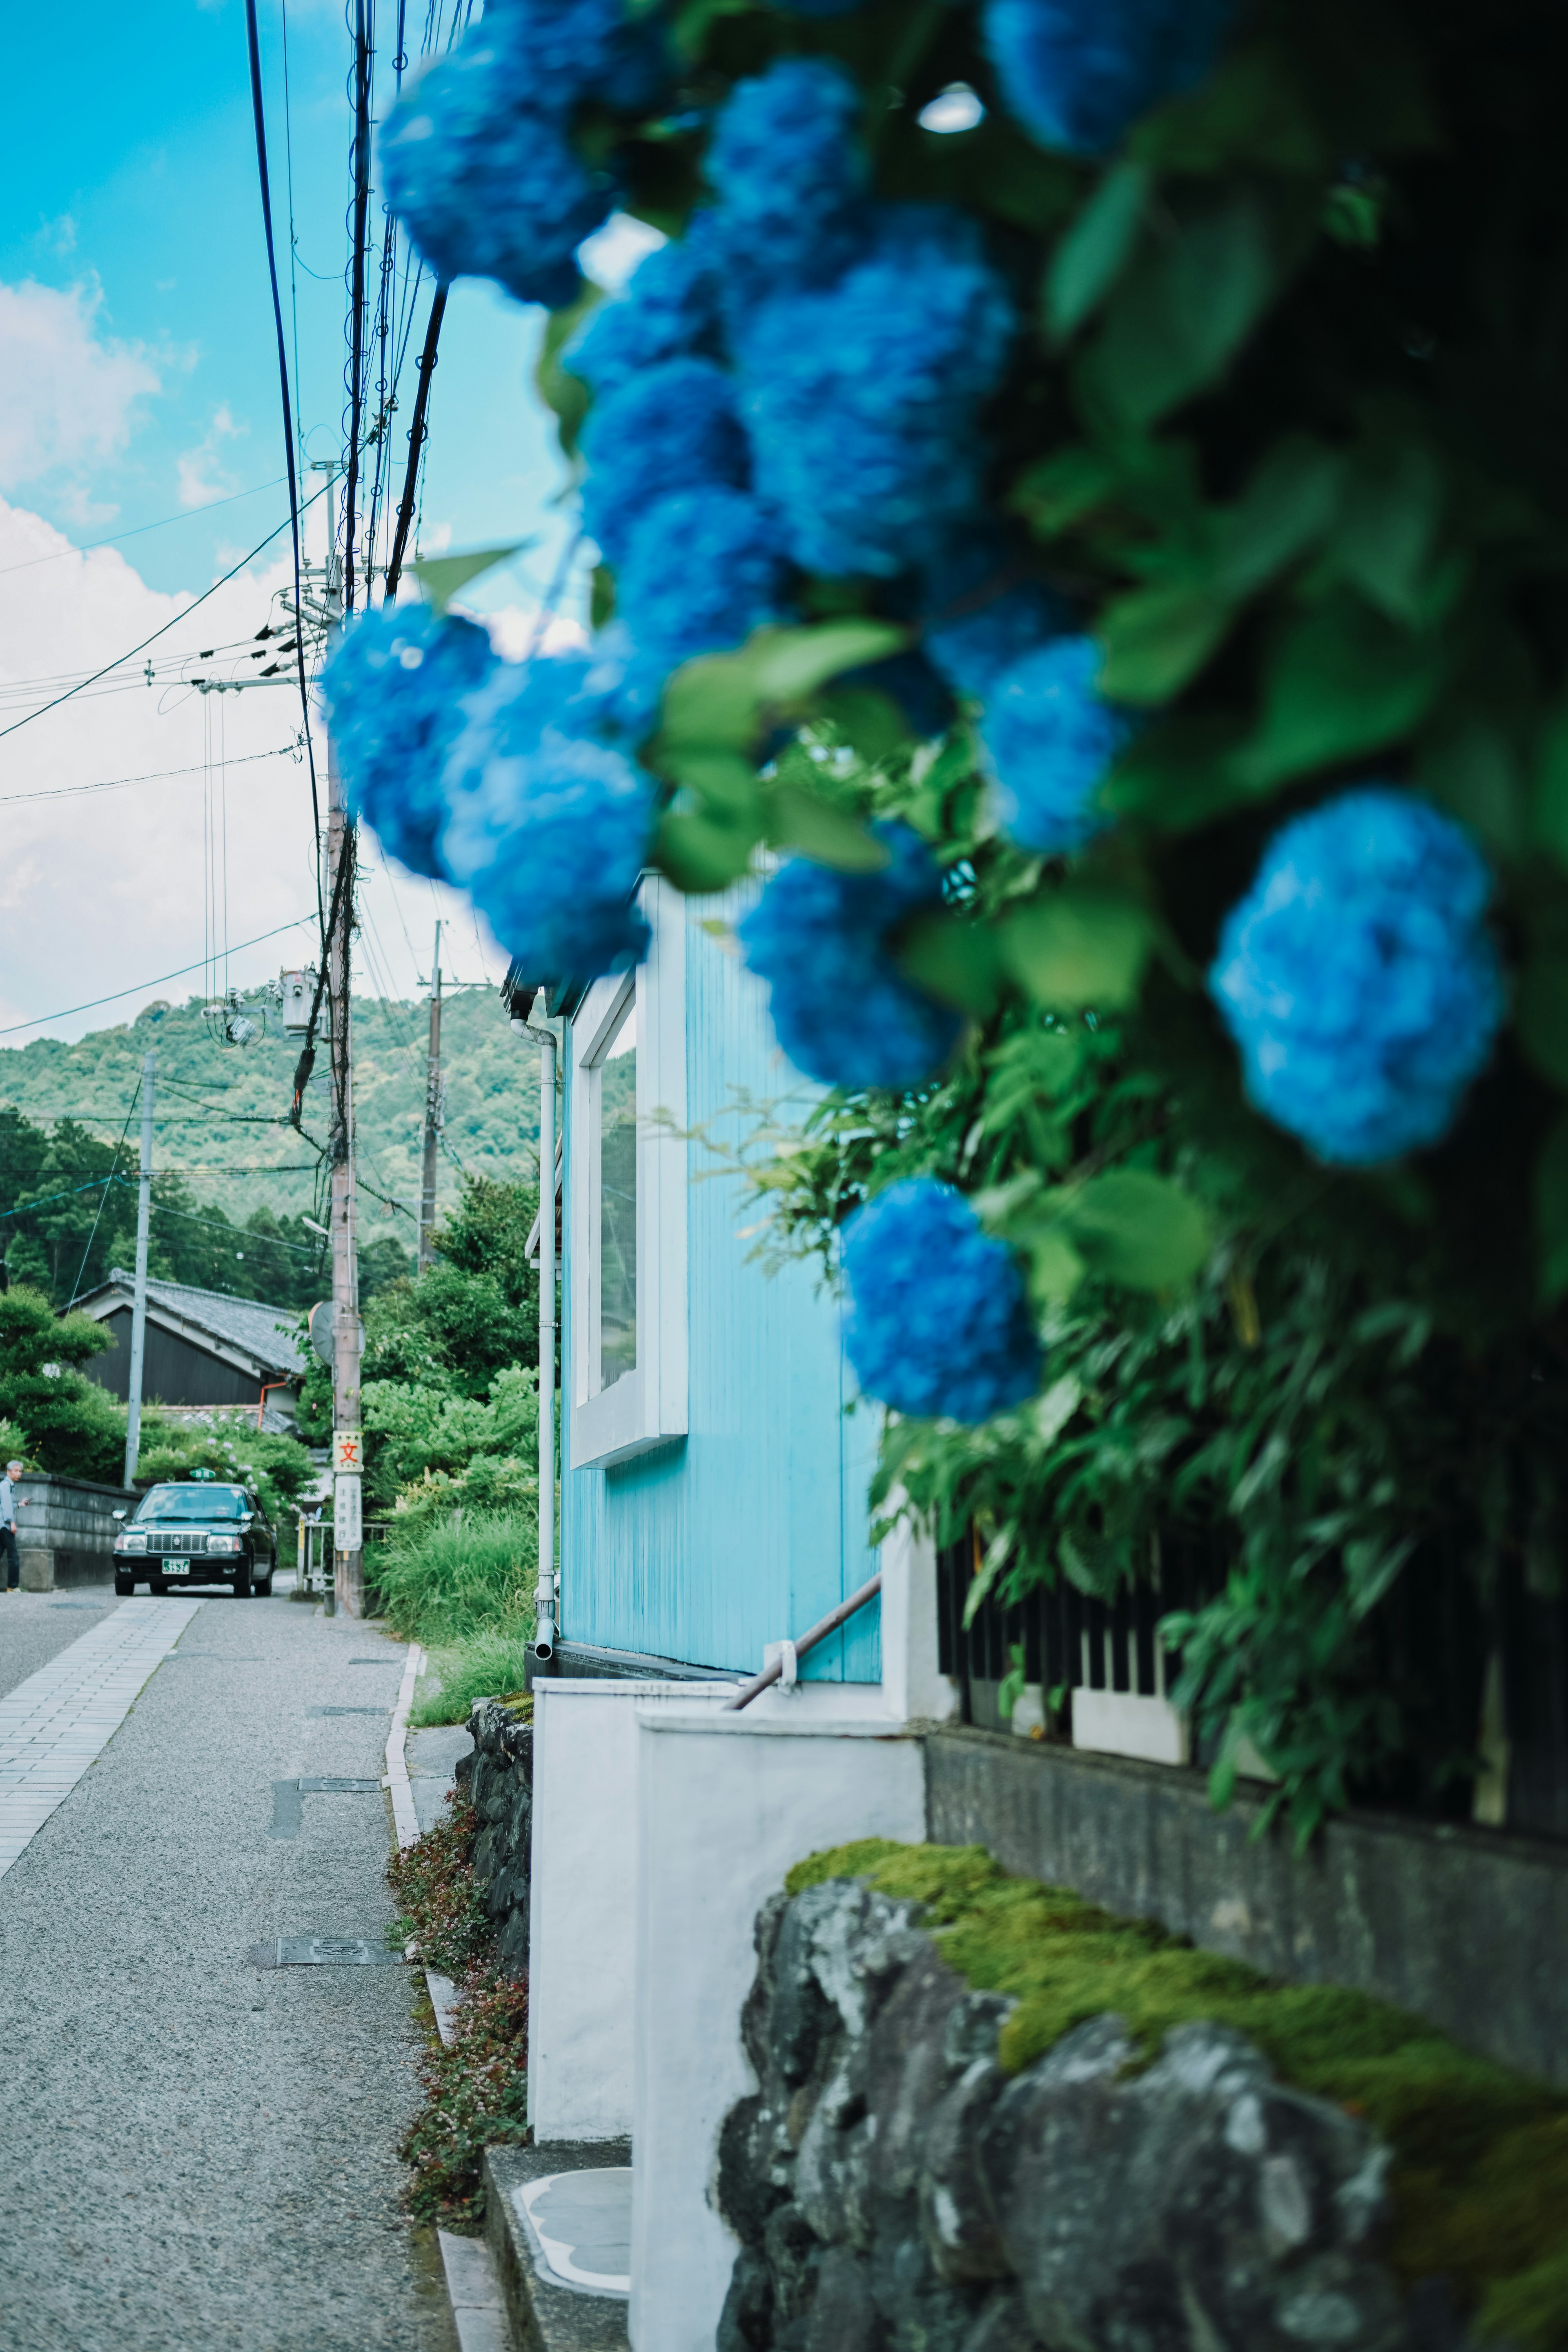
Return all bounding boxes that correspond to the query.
[380,0,666,305]
[738,207,1018,577]
[565,218,727,397]
[579,358,752,568]
[1209,788,1506,1167]
[704,57,869,291]
[981,0,1234,156]
[321,606,495,878]
[841,1178,1042,1421]
[918,529,1071,699]
[615,487,794,677]
[980,635,1141,853]
[440,651,654,980]
[737,822,964,1089]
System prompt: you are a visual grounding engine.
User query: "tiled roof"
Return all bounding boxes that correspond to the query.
[96,1270,306,1377]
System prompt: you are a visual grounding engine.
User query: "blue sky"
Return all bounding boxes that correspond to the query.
[0,0,584,607]
[0,0,655,1058]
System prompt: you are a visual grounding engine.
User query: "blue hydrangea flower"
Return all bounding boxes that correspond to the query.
[481,0,670,114]
[381,40,614,307]
[1209,788,1506,1167]
[564,214,728,397]
[321,606,494,878]
[738,822,964,1089]
[980,635,1140,853]
[581,358,752,567]
[841,1177,1041,1421]
[705,58,869,290]
[440,656,654,980]
[919,529,1070,697]
[615,487,795,678]
[737,207,1016,577]
[982,0,1234,155]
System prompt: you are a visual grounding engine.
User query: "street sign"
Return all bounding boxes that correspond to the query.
[332,1429,363,1475]
[334,1472,363,1551]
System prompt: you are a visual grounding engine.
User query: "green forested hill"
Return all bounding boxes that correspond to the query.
[0,986,542,1256]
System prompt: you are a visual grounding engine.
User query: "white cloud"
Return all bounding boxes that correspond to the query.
[176,403,247,509]
[0,278,160,492]
[578,212,666,293]
[0,494,501,1054]
[37,215,78,259]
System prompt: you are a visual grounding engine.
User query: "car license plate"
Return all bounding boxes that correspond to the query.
[162,1562,190,1576]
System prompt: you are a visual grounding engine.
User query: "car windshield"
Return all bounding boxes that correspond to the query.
[136,1486,249,1523]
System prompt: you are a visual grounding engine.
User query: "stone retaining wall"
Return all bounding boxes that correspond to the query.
[15,1474,138,1590]
[716,1875,1480,2352]
[454,1699,532,1976]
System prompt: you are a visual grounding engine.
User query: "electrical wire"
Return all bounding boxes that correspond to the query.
[0,489,330,747]
[0,480,290,579]
[244,0,325,915]
[65,1080,147,1306]
[0,916,317,1040]
[0,744,299,810]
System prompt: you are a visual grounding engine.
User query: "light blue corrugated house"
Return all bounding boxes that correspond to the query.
[529,878,882,1689]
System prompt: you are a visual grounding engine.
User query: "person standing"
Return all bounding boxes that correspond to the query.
[0,1459,24,1592]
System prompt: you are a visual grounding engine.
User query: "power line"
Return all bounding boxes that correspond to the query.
[0,915,316,1040]
[0,488,330,747]
[66,1080,145,1306]
[383,286,446,601]
[0,744,299,810]
[0,479,290,579]
[244,0,325,908]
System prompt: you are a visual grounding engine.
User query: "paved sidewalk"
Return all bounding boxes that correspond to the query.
[0,1600,201,1879]
[0,1591,457,2352]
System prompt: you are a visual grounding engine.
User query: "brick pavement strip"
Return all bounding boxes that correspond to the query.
[0,1600,201,1874]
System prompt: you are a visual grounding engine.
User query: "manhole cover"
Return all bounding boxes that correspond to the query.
[297,1777,382,1793]
[252,1936,406,1968]
[307,1705,385,1717]
[514,2170,632,2299]
[348,1657,399,1666]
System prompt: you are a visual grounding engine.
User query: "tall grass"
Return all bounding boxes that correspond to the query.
[375,1508,536,1726]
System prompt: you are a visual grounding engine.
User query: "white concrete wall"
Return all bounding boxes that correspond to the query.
[628,1710,925,2352]
[527,1679,739,2143]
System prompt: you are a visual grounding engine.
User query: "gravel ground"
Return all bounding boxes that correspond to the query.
[0,1588,121,1700]
[0,1587,458,2352]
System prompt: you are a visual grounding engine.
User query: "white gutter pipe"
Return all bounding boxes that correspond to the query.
[521,1013,558,1664]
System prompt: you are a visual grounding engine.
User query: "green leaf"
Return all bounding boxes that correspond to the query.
[1033,1372,1084,1447]
[413,544,530,615]
[745,620,907,705]
[1045,162,1151,344]
[1531,701,1568,871]
[1417,719,1524,858]
[655,808,757,895]
[891,912,1004,1018]
[1096,582,1236,703]
[1060,1170,1210,1290]
[1026,1227,1087,1301]
[1516,953,1568,1093]
[1101,713,1254,830]
[997,886,1154,1011]
[535,288,602,453]
[1009,445,1119,538]
[1534,1112,1568,1303]
[1330,440,1445,625]
[665,747,764,823]
[815,686,911,764]
[765,785,889,873]
[1085,185,1285,428]
[657,654,760,753]
[1216,437,1344,597]
[1231,595,1445,789]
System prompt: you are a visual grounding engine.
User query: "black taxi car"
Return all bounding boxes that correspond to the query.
[112,1476,277,1598]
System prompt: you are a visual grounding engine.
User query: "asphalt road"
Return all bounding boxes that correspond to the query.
[0,1585,458,2352]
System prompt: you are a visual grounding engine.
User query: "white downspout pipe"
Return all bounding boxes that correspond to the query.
[528,1015,557,1663]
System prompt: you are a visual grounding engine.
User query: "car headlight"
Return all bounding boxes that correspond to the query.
[116,1531,147,1553]
[206,1534,243,1555]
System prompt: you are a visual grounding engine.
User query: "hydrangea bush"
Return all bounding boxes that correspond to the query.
[324,0,1568,1837]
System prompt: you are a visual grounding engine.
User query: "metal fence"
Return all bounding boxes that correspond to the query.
[935,1526,1568,1842]
[295,1518,393,1601]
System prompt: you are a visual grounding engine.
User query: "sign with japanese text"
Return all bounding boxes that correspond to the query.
[332,1428,363,1475]
[334,1472,362,1553]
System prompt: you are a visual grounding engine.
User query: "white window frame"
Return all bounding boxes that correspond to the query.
[568,878,688,1470]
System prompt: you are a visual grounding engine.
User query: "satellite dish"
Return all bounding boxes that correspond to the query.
[308,1299,335,1368]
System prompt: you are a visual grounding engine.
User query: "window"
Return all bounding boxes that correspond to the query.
[568,880,688,1469]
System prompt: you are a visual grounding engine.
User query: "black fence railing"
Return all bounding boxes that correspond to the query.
[936,1527,1568,1843]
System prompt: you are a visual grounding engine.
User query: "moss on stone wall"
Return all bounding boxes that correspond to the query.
[785,1840,1568,2348]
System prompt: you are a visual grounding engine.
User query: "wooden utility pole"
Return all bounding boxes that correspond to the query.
[418,920,443,1272]
[122,1051,155,1488]
[327,734,364,1617]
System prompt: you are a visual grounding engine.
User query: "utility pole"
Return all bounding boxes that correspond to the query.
[418,920,443,1272]
[327,733,365,1616]
[122,1053,156,1489]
